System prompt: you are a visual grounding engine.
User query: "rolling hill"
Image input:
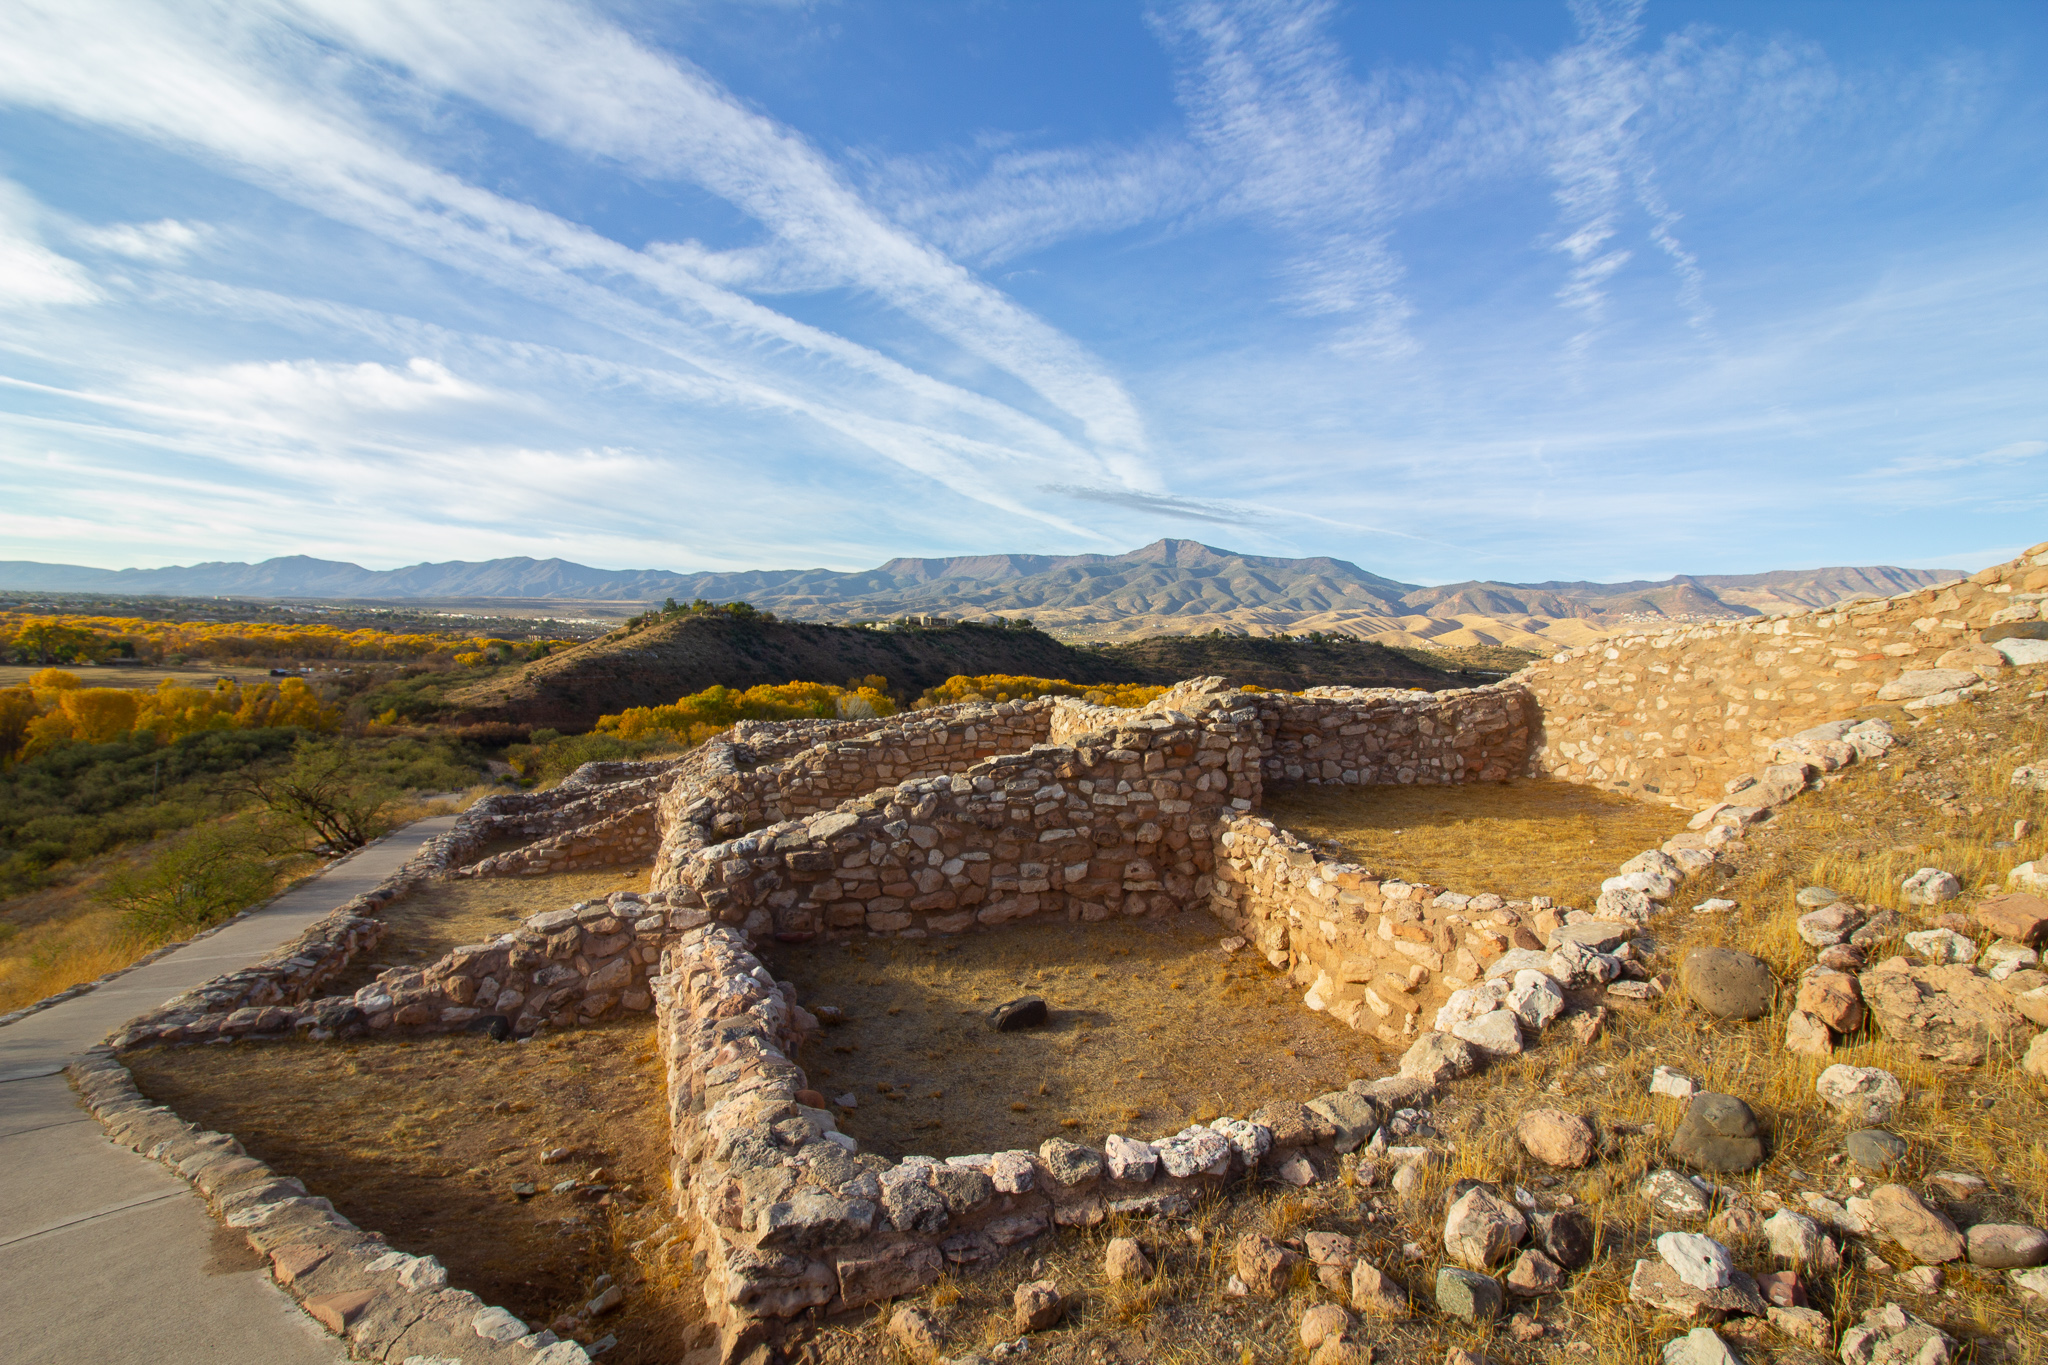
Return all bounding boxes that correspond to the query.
[448,614,1467,731]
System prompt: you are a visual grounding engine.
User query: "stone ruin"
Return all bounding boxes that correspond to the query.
[80,541,2048,1362]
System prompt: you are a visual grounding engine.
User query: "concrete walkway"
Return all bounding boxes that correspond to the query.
[0,816,458,1364]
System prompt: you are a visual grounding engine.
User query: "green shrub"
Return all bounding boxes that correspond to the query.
[97,818,283,939]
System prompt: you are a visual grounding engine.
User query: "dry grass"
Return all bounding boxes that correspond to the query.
[764,913,1395,1158]
[123,1020,707,1363]
[1262,777,1685,909]
[0,840,317,1014]
[327,862,656,995]
[0,789,507,1015]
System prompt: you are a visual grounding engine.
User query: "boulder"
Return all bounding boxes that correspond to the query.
[1902,927,1975,964]
[1867,1185,1964,1264]
[1013,1279,1064,1332]
[1838,1303,1955,1365]
[1399,1031,1479,1085]
[1670,1093,1766,1173]
[1104,1237,1152,1283]
[1978,893,2048,946]
[1640,1169,1713,1221]
[1965,1223,2048,1269]
[1505,1248,1565,1296]
[1451,1008,1525,1058]
[1768,1305,1833,1349]
[1233,1232,1298,1297]
[1683,947,1775,1019]
[1661,1326,1742,1365]
[1443,1186,1528,1269]
[990,996,1048,1031]
[1517,1109,1595,1169]
[1532,1209,1597,1269]
[1507,970,1565,1030]
[1876,669,1980,701]
[1795,969,1864,1032]
[1816,1065,1906,1125]
[1900,869,1962,906]
[1784,1010,1833,1056]
[1859,958,2028,1065]
[1039,1138,1104,1186]
[1434,1267,1502,1324]
[1796,903,1864,947]
[1350,1258,1408,1316]
[1103,1134,1157,1182]
[1845,1129,1908,1174]
[1657,1232,1734,1290]
[2014,862,2048,895]
[1298,1303,1352,1351]
[888,1305,940,1354]
[1764,1209,1825,1265]
[1626,1258,1766,1321]
[2028,1030,2048,1081]
[1795,886,1842,909]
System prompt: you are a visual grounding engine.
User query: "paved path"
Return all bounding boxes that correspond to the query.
[0,816,457,1364]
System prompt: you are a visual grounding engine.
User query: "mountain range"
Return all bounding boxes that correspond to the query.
[0,541,1964,652]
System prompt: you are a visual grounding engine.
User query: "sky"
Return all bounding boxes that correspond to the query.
[0,0,2043,587]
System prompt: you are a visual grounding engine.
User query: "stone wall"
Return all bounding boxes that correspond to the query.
[1211,816,1562,1048]
[651,702,1055,896]
[659,702,1260,942]
[1261,683,1533,786]
[651,921,1393,1362]
[428,760,685,873]
[1519,544,2048,808]
[112,890,702,1048]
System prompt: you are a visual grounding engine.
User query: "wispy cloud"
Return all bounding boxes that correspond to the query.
[0,179,99,305]
[1870,438,2048,478]
[73,217,208,262]
[1042,483,1263,526]
[0,0,1170,527]
[1152,0,1418,353]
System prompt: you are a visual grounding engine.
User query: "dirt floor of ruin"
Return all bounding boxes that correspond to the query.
[763,914,1396,1158]
[326,862,656,995]
[1260,776,1686,910]
[123,1020,707,1364]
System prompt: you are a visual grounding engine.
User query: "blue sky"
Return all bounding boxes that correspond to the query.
[0,0,2042,586]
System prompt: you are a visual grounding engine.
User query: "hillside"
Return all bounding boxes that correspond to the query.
[448,614,1467,730]
[1,542,1965,653]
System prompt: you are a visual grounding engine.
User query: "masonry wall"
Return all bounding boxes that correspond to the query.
[1518,545,2048,808]
[661,703,1256,942]
[1210,816,1565,1047]
[1261,684,1533,786]
[652,922,1376,1362]
[651,701,1057,898]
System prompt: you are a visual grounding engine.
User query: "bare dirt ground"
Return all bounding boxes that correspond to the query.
[327,862,655,994]
[1262,776,1685,909]
[123,1020,707,1363]
[764,915,1395,1159]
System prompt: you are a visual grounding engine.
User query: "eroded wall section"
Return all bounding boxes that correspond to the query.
[1519,546,2048,808]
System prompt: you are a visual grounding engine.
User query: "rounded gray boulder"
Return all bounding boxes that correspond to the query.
[1683,947,1775,1019]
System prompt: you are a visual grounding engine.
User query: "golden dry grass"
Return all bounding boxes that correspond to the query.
[1262,777,1685,909]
